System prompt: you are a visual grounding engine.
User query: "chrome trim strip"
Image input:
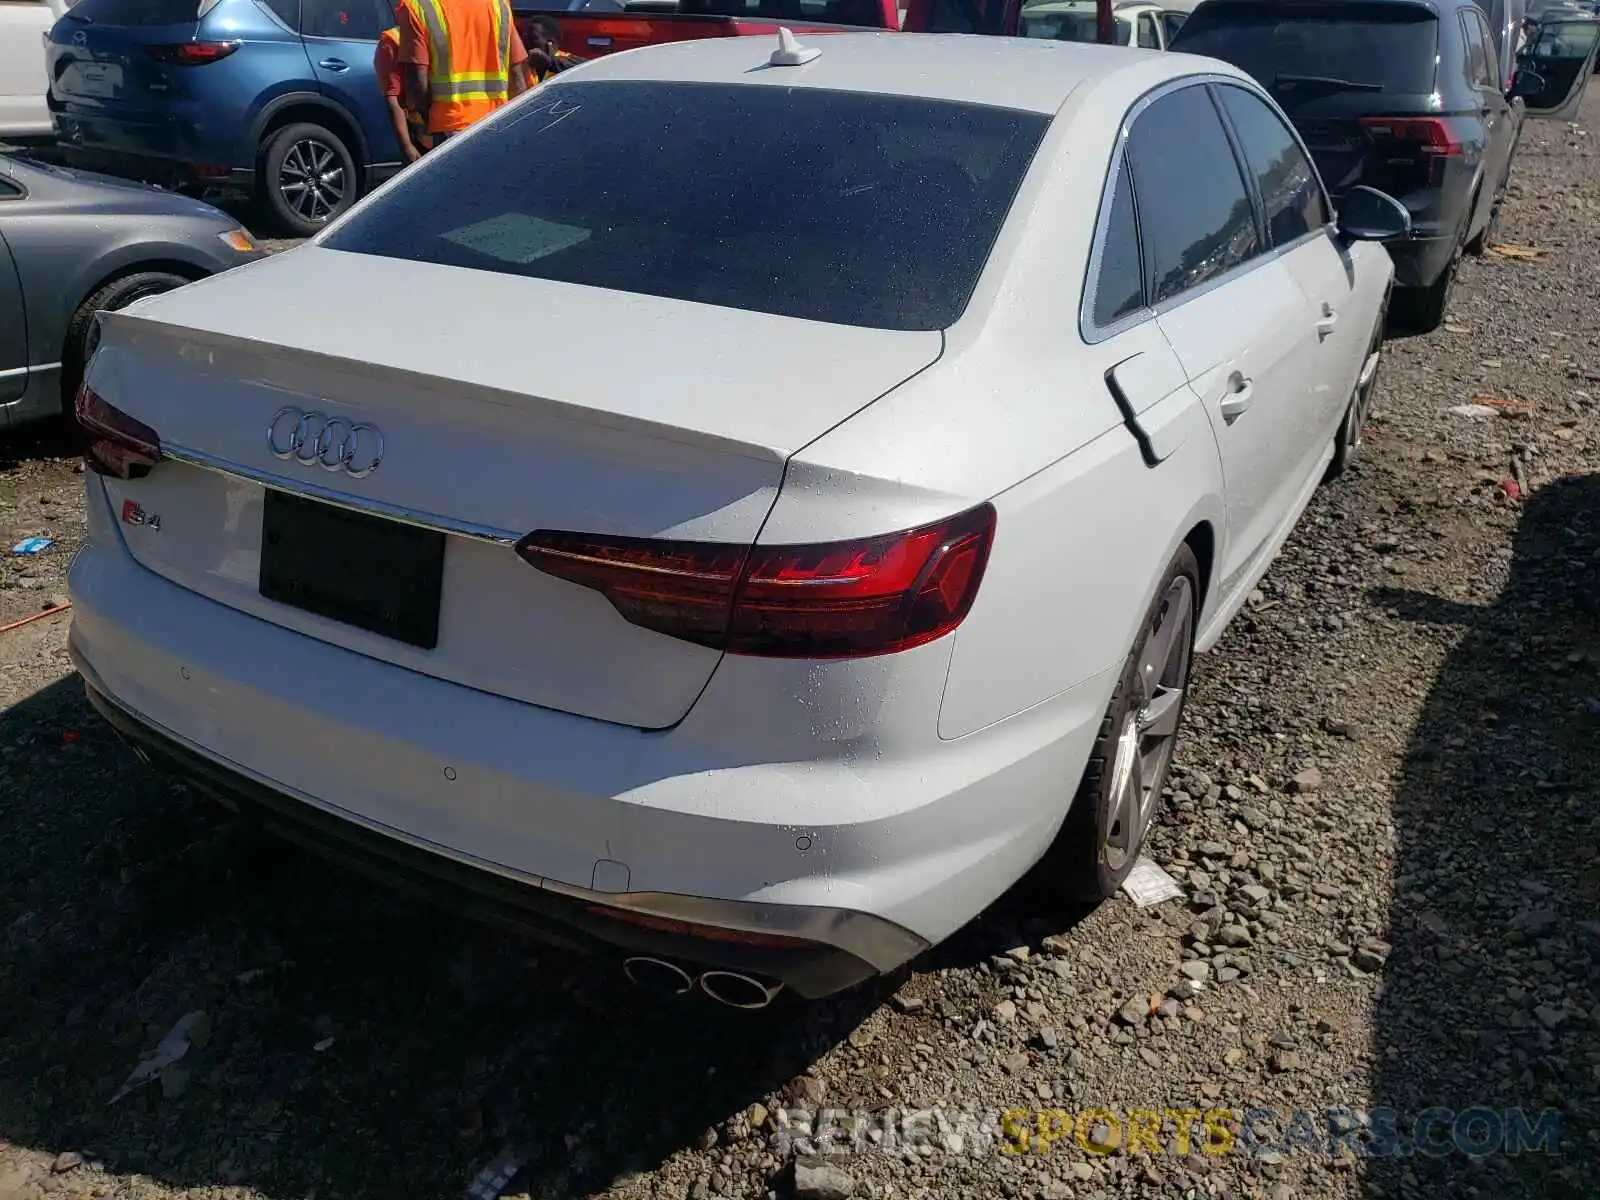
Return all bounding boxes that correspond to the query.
[0,362,61,380]
[1079,74,1340,346]
[162,440,522,545]
[72,647,927,971]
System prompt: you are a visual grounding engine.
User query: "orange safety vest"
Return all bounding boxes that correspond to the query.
[400,0,514,135]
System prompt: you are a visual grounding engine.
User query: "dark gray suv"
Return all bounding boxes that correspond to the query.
[1172,0,1597,332]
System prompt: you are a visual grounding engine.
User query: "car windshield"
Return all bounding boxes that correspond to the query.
[322,81,1050,331]
[1171,3,1441,93]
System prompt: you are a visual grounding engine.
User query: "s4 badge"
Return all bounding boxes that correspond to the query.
[122,499,161,532]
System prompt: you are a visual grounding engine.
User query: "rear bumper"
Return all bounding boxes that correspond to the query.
[80,675,891,997]
[1383,232,1457,290]
[51,141,254,191]
[49,97,254,185]
[67,477,1110,997]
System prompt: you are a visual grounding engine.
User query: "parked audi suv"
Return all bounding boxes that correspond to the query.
[45,0,403,236]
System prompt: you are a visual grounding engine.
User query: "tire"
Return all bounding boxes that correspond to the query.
[1465,192,1504,257]
[64,270,192,400]
[1389,249,1458,335]
[1039,546,1200,904]
[1326,300,1388,480]
[258,121,358,238]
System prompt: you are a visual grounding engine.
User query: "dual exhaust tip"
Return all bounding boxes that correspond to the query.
[623,956,785,1009]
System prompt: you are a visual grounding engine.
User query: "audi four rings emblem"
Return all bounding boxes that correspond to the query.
[267,407,385,478]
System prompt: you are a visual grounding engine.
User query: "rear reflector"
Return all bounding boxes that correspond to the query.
[517,504,996,659]
[75,385,162,480]
[145,41,239,65]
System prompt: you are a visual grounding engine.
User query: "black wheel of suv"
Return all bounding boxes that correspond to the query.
[64,270,191,402]
[259,122,357,238]
[1040,546,1200,904]
[1465,197,1503,257]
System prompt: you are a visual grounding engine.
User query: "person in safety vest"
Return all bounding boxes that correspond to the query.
[374,25,431,164]
[397,0,531,149]
[525,16,580,82]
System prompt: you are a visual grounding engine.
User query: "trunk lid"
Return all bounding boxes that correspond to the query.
[87,248,942,730]
[51,0,207,112]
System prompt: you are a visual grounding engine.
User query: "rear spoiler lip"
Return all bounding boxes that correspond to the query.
[92,306,797,467]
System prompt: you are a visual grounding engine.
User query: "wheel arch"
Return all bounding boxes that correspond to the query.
[252,94,370,173]
[60,258,213,404]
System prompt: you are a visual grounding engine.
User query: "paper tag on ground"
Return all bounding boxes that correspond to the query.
[1122,857,1183,908]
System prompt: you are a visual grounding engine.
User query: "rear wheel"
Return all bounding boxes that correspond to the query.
[258,122,357,238]
[1041,546,1199,904]
[64,270,192,402]
[1465,189,1504,257]
[1327,301,1387,479]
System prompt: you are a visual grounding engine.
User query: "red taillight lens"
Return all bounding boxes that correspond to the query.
[1360,116,1464,156]
[517,504,996,659]
[75,384,162,480]
[145,41,239,64]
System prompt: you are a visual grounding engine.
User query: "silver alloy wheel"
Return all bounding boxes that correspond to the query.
[1347,337,1382,452]
[277,137,347,225]
[1102,575,1194,873]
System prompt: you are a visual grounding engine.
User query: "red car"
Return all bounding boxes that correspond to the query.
[515,0,900,64]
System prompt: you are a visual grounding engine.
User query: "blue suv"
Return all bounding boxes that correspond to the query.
[46,0,403,236]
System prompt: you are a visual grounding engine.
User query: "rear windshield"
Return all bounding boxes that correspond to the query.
[1172,4,1440,93]
[62,0,202,23]
[323,81,1049,331]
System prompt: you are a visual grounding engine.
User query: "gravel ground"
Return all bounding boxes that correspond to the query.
[1,89,1597,1200]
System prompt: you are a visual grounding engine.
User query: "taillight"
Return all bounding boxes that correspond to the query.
[75,385,162,480]
[517,504,996,659]
[1360,116,1462,185]
[144,41,239,64]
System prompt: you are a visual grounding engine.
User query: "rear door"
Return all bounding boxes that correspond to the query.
[1515,15,1600,118]
[1460,4,1515,227]
[300,0,399,163]
[1126,81,1315,594]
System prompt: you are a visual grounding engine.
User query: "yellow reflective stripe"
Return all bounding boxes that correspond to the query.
[421,0,452,77]
[495,0,511,72]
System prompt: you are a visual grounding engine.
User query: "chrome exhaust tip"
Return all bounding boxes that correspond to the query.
[622,956,694,995]
[699,970,785,1010]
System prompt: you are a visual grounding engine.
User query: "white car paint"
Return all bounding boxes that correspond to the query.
[0,0,55,138]
[67,33,1393,999]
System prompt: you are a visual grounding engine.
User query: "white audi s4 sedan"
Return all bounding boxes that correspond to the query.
[66,31,1408,1006]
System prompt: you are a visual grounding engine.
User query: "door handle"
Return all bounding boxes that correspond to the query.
[1316,305,1338,339]
[1219,374,1254,424]
[318,57,349,70]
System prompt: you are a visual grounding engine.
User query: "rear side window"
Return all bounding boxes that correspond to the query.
[1459,8,1497,85]
[1124,85,1259,305]
[258,0,300,25]
[1171,3,1442,93]
[300,0,391,37]
[913,0,1005,33]
[61,0,202,23]
[324,81,1050,331]
[1215,84,1328,245]
[1090,157,1144,327]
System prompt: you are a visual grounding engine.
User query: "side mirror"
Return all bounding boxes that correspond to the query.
[1336,185,1412,242]
[1510,66,1548,98]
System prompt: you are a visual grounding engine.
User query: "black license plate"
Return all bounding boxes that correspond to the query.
[259,490,445,650]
